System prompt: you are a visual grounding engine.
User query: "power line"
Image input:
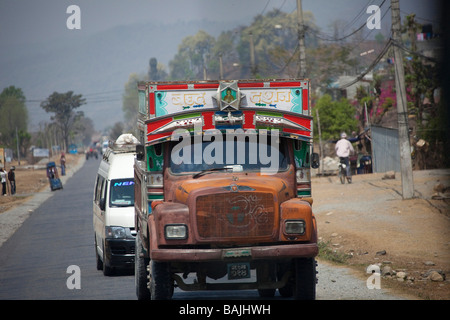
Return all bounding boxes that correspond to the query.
[391,39,439,63]
[338,38,392,89]
[399,9,440,24]
[343,6,392,54]
[342,0,376,31]
[260,0,271,16]
[308,0,387,42]
[25,89,123,104]
[277,43,299,75]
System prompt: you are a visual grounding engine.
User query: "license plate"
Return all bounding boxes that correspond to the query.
[227,263,250,280]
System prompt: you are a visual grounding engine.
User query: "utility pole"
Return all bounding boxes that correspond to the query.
[219,53,224,80]
[249,32,257,78]
[315,109,324,175]
[296,0,307,78]
[391,0,415,199]
[15,127,21,165]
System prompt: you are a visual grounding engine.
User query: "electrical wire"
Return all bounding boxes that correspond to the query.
[308,0,387,42]
[338,38,392,89]
[341,5,391,55]
[342,0,376,32]
[391,39,439,63]
[277,43,299,75]
[25,90,124,105]
[399,9,440,24]
[260,0,271,16]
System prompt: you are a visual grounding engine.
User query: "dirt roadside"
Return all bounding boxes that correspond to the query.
[0,154,82,213]
[1,155,449,299]
[313,169,450,300]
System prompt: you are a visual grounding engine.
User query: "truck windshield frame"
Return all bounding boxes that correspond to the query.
[109,178,135,207]
[169,135,290,175]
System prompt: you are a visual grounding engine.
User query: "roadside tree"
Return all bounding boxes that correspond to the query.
[0,86,30,157]
[40,91,86,152]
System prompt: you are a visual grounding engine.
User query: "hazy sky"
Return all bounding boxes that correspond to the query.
[0,0,443,132]
[0,0,442,47]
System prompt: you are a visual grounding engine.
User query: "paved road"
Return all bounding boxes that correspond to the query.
[0,157,135,299]
[0,157,405,301]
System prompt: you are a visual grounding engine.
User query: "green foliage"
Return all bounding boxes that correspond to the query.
[0,86,29,152]
[169,30,216,80]
[318,240,349,264]
[40,91,86,150]
[122,73,141,134]
[313,94,358,141]
[110,122,124,141]
[307,44,358,91]
[167,9,318,80]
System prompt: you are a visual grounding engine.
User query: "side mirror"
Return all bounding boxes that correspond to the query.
[136,144,145,161]
[311,153,320,169]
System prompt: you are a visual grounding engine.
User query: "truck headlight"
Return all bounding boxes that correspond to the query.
[164,224,187,240]
[284,220,305,235]
[105,226,127,239]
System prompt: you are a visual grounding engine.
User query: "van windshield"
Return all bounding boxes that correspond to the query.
[109,179,135,207]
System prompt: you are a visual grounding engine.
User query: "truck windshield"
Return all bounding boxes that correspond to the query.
[169,134,289,174]
[109,179,135,207]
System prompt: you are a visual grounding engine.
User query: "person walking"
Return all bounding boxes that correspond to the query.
[60,152,66,176]
[8,166,16,195]
[335,132,354,183]
[0,168,7,196]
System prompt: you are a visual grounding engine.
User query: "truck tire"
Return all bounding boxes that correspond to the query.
[257,263,276,298]
[258,288,276,298]
[293,258,316,300]
[277,263,294,297]
[135,235,150,300]
[149,260,173,300]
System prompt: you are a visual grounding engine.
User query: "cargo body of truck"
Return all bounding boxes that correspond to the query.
[134,79,319,300]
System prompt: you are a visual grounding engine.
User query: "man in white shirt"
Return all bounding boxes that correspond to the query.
[335,132,354,182]
[0,168,7,195]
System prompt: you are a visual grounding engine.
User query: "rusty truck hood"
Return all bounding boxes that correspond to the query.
[174,175,291,205]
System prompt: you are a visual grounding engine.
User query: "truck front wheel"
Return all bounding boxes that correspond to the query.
[149,260,173,300]
[293,258,317,300]
[135,235,150,300]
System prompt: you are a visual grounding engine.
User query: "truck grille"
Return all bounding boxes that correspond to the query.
[196,192,275,239]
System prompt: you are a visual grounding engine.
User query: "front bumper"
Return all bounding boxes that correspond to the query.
[150,242,318,262]
[105,238,135,267]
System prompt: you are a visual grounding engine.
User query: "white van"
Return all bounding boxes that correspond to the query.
[93,134,139,276]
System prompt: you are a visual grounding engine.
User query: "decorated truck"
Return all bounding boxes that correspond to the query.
[133,79,319,300]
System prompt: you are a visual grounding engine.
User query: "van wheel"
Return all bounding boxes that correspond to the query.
[135,235,150,300]
[95,235,102,271]
[149,261,173,300]
[102,242,114,276]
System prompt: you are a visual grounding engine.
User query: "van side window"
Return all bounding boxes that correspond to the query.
[94,175,105,204]
[101,180,107,205]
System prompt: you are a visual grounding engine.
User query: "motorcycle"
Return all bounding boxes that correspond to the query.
[338,157,351,184]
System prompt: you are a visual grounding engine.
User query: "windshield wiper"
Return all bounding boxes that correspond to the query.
[192,167,231,179]
[192,165,242,179]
